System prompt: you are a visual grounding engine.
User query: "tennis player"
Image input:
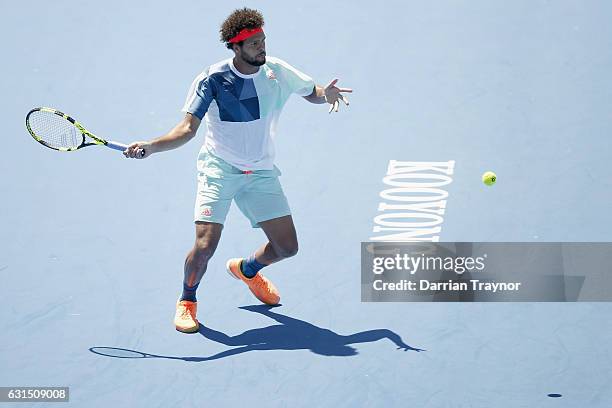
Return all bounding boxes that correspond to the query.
[124,8,352,333]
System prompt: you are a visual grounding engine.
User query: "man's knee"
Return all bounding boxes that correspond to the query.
[275,241,298,259]
[192,222,222,263]
[193,239,218,262]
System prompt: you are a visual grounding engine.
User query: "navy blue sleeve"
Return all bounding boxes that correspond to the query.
[181,69,216,119]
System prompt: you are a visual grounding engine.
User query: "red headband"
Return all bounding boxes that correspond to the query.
[229,27,264,43]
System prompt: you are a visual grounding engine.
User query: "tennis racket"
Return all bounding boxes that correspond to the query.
[25,107,144,157]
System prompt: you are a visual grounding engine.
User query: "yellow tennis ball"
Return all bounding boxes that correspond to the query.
[482,171,497,186]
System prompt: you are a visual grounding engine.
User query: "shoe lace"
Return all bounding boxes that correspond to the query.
[252,275,271,293]
[179,304,194,319]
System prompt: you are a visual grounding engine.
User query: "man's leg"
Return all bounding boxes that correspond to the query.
[238,215,298,278]
[226,215,297,305]
[175,221,223,333]
[182,221,224,299]
[252,215,298,266]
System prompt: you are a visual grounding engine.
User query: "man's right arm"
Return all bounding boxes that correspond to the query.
[124,113,201,159]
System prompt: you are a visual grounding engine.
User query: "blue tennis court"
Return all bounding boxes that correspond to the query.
[2,1,612,406]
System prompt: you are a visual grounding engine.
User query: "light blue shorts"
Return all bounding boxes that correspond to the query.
[194,149,291,228]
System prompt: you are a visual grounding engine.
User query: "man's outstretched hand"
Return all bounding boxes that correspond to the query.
[324,78,352,113]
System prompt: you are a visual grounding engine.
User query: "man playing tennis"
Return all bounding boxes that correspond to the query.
[124,8,352,333]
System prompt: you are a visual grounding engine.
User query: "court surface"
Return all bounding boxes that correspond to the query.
[2,1,612,407]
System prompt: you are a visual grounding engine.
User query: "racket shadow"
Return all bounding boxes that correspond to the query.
[88,346,226,362]
[89,305,424,362]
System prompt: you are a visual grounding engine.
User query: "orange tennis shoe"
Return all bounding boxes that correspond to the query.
[226,258,280,305]
[174,300,199,333]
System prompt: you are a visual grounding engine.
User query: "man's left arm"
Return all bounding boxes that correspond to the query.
[303,78,353,113]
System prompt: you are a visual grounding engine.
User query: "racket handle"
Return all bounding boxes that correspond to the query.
[107,140,146,157]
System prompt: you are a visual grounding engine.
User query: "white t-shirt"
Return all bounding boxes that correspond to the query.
[182,57,315,170]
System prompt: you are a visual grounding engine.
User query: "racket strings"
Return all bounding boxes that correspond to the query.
[28,111,83,149]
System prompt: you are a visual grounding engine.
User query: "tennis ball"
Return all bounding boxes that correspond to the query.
[482,171,497,186]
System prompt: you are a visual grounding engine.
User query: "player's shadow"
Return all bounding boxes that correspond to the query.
[89,305,424,362]
[197,304,424,360]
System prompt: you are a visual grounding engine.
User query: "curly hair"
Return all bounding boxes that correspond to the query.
[220,8,265,49]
